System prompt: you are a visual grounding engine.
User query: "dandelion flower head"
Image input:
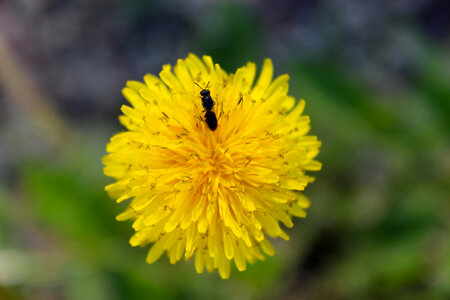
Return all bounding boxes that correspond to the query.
[103,54,321,279]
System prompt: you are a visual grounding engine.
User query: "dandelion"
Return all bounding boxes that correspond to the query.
[103,54,321,279]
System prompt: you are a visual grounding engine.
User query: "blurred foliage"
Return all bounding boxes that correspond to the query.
[0,0,449,299]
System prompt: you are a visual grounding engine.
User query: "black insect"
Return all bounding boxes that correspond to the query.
[194,82,217,131]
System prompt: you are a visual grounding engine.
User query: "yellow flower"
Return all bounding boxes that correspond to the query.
[103,54,321,279]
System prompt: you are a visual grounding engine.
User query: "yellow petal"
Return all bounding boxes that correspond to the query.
[146,241,165,264]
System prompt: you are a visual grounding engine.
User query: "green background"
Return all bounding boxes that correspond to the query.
[0,0,449,299]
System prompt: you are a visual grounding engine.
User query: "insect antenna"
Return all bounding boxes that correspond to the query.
[193,81,210,90]
[193,82,203,90]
